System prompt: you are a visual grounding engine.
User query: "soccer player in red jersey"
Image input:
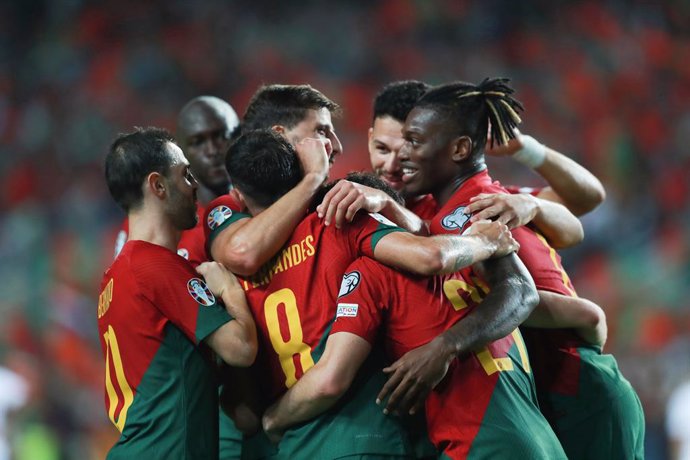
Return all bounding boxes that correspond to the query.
[262,250,573,459]
[385,78,644,459]
[332,80,603,246]
[99,127,257,459]
[210,130,517,459]
[114,96,240,267]
[207,84,429,280]
[363,80,435,221]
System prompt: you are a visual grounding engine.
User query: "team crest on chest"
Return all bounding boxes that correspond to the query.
[338,271,361,298]
[187,278,216,306]
[207,206,233,230]
[441,206,470,231]
[177,248,189,259]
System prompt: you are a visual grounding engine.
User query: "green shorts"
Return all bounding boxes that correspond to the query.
[555,385,645,460]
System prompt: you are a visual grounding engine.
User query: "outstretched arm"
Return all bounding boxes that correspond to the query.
[262,333,371,442]
[210,138,329,276]
[373,220,518,276]
[376,253,538,415]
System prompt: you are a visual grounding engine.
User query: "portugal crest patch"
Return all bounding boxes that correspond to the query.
[207,206,233,231]
[338,271,361,298]
[441,206,470,231]
[187,278,216,306]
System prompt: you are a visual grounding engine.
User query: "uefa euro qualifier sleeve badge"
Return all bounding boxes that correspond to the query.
[207,205,233,231]
[441,206,470,232]
[187,278,216,306]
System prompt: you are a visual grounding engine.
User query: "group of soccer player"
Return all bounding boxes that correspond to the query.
[98,77,645,459]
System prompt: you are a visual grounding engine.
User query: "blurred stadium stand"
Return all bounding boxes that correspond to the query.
[0,1,688,458]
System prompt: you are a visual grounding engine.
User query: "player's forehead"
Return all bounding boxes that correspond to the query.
[180,105,229,138]
[166,142,189,167]
[404,107,442,135]
[299,107,334,130]
[371,116,404,141]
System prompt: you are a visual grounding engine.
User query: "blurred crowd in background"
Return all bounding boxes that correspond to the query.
[0,0,688,458]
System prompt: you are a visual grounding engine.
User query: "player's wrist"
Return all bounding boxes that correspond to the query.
[433,333,461,361]
[513,135,546,169]
[302,170,328,186]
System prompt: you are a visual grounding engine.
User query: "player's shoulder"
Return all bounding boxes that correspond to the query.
[347,255,392,279]
[206,193,242,212]
[204,193,251,237]
[205,195,241,223]
[126,240,194,279]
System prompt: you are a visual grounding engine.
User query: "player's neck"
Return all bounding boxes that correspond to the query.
[127,207,181,252]
[434,161,487,207]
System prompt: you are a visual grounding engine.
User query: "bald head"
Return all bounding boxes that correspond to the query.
[177,96,240,141]
[177,96,240,200]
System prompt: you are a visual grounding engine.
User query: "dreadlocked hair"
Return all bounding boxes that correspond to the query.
[416,77,524,155]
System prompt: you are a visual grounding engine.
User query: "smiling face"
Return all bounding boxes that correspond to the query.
[368,116,407,195]
[398,107,461,198]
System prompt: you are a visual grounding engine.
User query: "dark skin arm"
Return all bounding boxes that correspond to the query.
[376,253,538,415]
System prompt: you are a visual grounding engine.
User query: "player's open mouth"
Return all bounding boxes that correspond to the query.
[401,167,418,183]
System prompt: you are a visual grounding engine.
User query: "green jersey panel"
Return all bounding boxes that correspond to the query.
[466,340,567,460]
[107,324,219,460]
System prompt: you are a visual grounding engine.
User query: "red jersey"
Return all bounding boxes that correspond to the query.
[204,207,404,400]
[97,241,232,458]
[203,194,251,250]
[429,170,576,296]
[406,194,437,221]
[115,204,209,267]
[429,170,591,408]
[331,257,565,459]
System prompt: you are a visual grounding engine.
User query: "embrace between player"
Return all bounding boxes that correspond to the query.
[98,78,644,460]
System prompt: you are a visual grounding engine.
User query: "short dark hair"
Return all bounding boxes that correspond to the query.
[242,84,341,131]
[415,77,524,157]
[311,171,404,213]
[226,129,302,208]
[105,127,176,212]
[373,80,429,123]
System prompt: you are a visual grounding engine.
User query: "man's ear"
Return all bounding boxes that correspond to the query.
[271,125,286,135]
[146,172,167,199]
[367,127,373,144]
[451,136,473,162]
[230,187,247,211]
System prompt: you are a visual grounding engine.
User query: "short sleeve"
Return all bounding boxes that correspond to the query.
[331,257,388,344]
[204,195,252,247]
[133,249,232,343]
[512,226,577,297]
[348,213,407,259]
